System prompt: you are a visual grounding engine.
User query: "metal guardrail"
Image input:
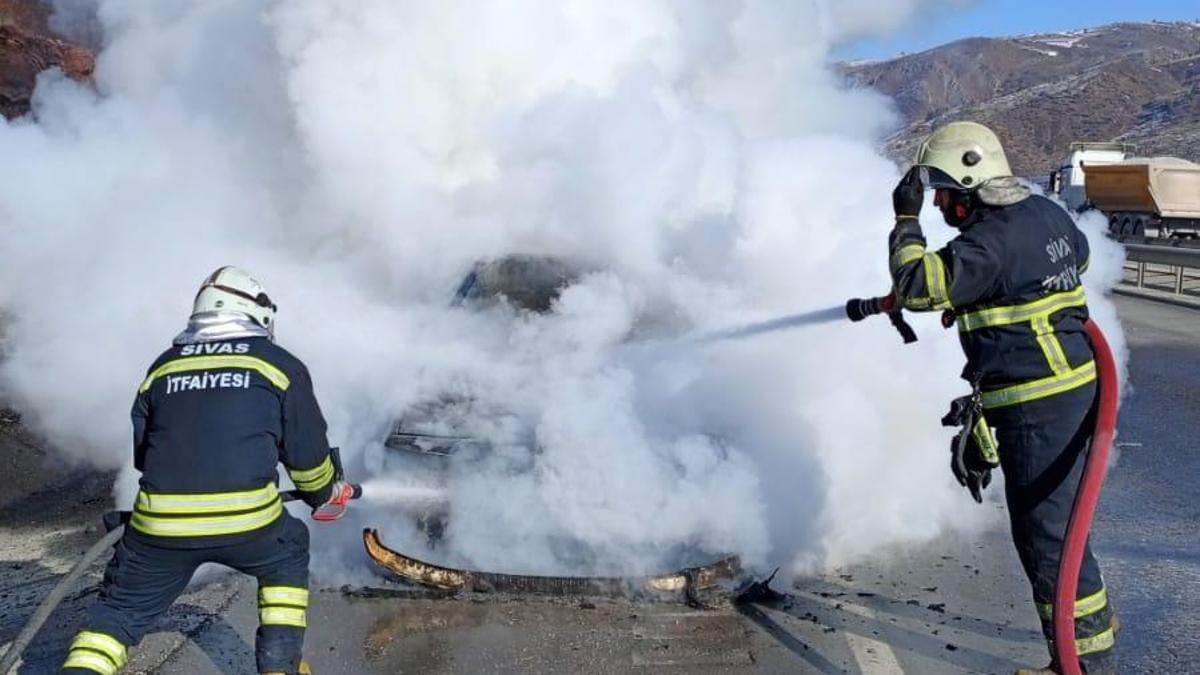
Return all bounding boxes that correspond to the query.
[1115,235,1200,295]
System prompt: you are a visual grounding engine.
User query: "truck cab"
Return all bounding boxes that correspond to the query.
[1049,142,1134,212]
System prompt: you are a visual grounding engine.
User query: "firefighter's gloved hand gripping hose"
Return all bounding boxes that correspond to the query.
[845,296,1118,675]
[845,291,918,343]
[0,449,362,675]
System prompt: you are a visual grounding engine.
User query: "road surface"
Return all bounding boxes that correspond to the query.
[2,294,1197,673]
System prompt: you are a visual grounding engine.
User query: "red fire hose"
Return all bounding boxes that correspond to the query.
[846,298,1119,673]
[1053,319,1118,675]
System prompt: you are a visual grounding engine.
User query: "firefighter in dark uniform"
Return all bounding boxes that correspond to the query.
[63,266,354,675]
[887,122,1116,674]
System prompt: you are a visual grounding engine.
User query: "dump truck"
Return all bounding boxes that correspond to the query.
[1048,142,1135,212]
[1047,142,1200,238]
[1082,157,1200,238]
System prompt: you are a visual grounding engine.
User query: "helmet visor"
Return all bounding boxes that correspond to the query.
[918,165,964,190]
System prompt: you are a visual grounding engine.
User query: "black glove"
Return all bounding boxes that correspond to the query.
[950,429,994,504]
[942,393,999,504]
[892,166,925,219]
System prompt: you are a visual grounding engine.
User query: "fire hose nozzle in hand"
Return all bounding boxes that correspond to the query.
[845,292,917,344]
[845,292,896,322]
[312,447,363,523]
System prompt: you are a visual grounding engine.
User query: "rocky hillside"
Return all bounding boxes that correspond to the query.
[2,5,1198,178]
[843,22,1200,176]
[0,0,93,119]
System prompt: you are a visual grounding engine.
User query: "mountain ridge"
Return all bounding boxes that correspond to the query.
[842,21,1200,176]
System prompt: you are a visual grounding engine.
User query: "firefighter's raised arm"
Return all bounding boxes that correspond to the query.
[887,167,1002,312]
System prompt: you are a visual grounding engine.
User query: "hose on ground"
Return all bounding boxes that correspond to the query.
[0,524,124,674]
[0,486,338,673]
[1053,319,1119,675]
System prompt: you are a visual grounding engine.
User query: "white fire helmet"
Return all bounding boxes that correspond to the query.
[191,266,276,331]
[914,121,1013,190]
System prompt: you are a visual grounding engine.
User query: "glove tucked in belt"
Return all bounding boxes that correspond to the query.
[942,385,999,503]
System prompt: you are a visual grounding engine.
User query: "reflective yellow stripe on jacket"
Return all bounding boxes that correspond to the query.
[956,286,1092,409]
[923,253,951,309]
[980,361,1096,409]
[139,355,291,393]
[288,455,334,493]
[890,243,925,273]
[956,286,1087,332]
[131,483,283,538]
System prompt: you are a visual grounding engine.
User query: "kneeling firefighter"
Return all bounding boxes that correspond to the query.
[62,267,356,675]
[887,122,1116,674]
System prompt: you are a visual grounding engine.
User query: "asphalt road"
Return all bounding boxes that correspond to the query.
[2,294,1197,674]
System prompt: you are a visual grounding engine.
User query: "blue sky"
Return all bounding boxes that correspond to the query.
[839,0,1200,61]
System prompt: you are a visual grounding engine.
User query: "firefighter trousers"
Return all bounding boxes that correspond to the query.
[62,513,310,675]
[991,382,1117,672]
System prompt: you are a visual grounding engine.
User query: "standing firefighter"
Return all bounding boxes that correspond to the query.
[888,122,1116,674]
[63,267,355,675]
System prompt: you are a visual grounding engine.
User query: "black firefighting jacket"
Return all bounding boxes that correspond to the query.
[888,194,1094,410]
[130,336,334,547]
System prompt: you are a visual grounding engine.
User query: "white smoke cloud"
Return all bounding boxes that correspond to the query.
[0,0,1119,582]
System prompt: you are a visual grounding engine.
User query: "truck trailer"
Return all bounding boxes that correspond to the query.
[1082,157,1200,238]
[1047,142,1200,238]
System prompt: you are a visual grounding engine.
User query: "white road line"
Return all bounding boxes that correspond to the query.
[845,631,906,675]
[809,594,906,674]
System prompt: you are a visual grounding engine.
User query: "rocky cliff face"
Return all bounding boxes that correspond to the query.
[2,5,1196,178]
[843,22,1200,175]
[0,0,93,119]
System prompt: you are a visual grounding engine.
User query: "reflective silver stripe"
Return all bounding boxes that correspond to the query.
[130,499,282,537]
[981,361,1096,409]
[135,484,279,514]
[957,287,1086,332]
